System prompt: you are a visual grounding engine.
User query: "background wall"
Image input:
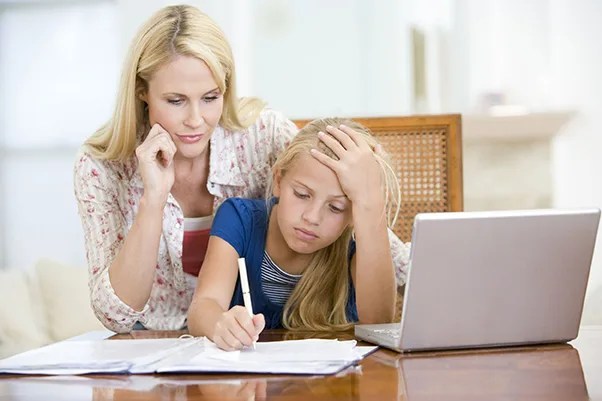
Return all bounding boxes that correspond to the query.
[1,0,601,318]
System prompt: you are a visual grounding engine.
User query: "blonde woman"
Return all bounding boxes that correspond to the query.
[188,118,405,350]
[74,5,297,333]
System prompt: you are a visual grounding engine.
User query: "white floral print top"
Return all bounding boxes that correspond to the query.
[74,108,410,333]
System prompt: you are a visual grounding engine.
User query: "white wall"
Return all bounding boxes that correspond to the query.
[0,0,412,269]
[444,0,602,320]
[0,1,120,269]
[1,0,602,322]
[548,0,602,318]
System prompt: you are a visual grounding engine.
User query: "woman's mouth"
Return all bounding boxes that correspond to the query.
[176,134,203,144]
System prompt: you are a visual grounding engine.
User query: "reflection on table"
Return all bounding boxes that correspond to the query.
[0,326,600,401]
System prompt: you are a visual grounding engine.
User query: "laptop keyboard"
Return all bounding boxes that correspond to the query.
[372,328,401,340]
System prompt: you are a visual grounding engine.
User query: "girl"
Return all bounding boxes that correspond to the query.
[187,118,401,350]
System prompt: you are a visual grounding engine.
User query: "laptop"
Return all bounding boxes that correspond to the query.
[355,208,600,352]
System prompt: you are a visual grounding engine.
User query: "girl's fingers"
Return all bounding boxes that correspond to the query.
[317,131,346,156]
[252,313,266,336]
[232,308,258,346]
[310,148,338,171]
[338,124,373,151]
[217,327,242,351]
[324,125,356,149]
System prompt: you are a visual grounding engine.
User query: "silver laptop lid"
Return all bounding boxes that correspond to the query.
[399,208,600,351]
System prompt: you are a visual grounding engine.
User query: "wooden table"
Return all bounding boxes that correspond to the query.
[1,326,600,400]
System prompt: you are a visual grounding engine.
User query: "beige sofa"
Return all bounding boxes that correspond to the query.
[0,259,105,359]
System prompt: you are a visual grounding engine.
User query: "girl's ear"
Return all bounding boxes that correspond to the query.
[137,87,148,102]
[272,169,283,197]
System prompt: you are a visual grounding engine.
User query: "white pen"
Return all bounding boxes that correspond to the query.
[237,257,256,350]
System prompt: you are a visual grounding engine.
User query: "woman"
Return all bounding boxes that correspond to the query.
[74,5,408,333]
[74,4,296,333]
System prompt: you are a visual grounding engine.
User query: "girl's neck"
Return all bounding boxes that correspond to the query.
[265,205,312,275]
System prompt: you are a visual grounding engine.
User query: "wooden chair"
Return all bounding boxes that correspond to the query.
[293,114,464,320]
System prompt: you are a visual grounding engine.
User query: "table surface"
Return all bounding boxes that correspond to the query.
[1,326,601,401]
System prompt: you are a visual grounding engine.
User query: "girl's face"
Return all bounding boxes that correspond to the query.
[273,153,352,254]
[142,55,224,160]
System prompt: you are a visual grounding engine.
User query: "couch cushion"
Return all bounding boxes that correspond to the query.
[34,259,104,342]
[0,268,51,358]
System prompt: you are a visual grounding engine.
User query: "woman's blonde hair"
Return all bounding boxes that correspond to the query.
[268,118,401,331]
[85,5,265,160]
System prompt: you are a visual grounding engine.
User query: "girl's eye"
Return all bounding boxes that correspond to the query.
[293,190,309,199]
[329,205,344,213]
[167,99,183,105]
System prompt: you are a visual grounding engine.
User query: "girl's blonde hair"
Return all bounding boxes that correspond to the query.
[268,118,401,331]
[85,5,265,160]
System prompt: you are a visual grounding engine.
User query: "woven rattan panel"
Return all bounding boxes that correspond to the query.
[373,127,450,243]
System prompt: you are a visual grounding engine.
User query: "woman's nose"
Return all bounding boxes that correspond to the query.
[184,104,203,128]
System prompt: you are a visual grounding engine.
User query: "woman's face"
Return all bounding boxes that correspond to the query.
[142,55,224,160]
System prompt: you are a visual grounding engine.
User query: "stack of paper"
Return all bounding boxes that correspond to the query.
[0,337,376,376]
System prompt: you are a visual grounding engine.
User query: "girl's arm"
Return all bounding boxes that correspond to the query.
[349,197,396,323]
[187,236,265,350]
[310,124,396,323]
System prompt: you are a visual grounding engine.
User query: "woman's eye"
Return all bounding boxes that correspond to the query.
[167,99,183,105]
[293,190,309,199]
[203,95,220,103]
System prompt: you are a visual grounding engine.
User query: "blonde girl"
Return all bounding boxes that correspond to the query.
[188,118,401,350]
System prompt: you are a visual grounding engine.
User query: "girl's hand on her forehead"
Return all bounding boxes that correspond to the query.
[311,124,384,207]
[213,306,265,351]
[135,123,177,207]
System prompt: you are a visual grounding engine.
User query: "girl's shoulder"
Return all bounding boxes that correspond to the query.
[218,197,269,218]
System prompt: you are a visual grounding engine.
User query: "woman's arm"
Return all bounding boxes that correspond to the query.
[107,124,177,311]
[74,153,163,332]
[188,236,264,350]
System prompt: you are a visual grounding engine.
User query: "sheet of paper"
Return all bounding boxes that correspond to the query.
[0,338,199,375]
[0,336,377,376]
[156,338,377,375]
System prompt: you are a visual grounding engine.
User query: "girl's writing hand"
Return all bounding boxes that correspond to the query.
[310,124,384,208]
[135,123,177,207]
[213,306,265,351]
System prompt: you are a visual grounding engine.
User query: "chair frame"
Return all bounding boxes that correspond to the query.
[293,114,464,241]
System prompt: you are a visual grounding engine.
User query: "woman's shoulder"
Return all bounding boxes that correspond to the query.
[226,107,297,139]
[74,145,138,183]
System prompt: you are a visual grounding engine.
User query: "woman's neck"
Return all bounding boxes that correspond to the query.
[265,205,312,275]
[173,151,210,184]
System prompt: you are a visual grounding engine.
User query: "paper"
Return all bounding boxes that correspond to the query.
[0,337,377,376]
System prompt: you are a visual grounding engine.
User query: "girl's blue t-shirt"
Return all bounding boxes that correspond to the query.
[210,197,358,329]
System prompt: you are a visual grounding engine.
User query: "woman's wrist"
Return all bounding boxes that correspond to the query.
[139,195,167,216]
